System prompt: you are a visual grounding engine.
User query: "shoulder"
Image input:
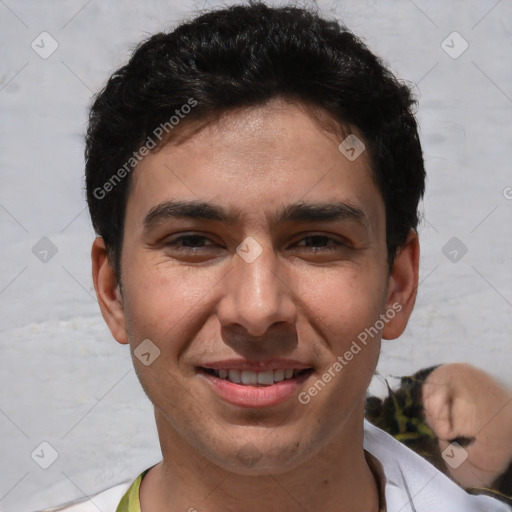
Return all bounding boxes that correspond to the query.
[35,481,132,512]
[363,419,511,512]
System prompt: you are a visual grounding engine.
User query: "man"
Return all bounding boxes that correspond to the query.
[54,3,511,511]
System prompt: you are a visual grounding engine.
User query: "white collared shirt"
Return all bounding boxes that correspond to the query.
[42,420,511,512]
[363,419,511,511]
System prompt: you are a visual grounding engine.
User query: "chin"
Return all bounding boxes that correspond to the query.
[202,427,318,476]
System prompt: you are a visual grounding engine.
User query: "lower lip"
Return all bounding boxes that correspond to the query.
[198,369,313,408]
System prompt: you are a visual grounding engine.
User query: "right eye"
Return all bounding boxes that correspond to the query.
[166,234,215,249]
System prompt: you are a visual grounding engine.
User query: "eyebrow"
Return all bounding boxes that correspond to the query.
[143,199,368,231]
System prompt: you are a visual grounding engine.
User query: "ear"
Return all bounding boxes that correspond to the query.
[91,237,128,344]
[382,229,420,340]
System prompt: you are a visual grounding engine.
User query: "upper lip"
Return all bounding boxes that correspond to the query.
[198,359,313,371]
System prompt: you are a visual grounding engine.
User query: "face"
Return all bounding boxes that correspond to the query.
[93,99,418,475]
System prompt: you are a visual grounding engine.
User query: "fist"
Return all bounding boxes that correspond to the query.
[422,363,512,489]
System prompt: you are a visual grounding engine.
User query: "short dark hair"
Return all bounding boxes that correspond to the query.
[85,2,425,280]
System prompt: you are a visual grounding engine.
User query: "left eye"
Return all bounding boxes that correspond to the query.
[294,235,344,250]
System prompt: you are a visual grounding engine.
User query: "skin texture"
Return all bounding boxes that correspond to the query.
[92,99,420,512]
[423,363,512,489]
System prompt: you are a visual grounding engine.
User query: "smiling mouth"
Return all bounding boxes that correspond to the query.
[199,367,314,386]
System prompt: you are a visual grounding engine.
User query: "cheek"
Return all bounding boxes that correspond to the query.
[121,257,223,348]
[290,265,386,409]
[293,263,388,344]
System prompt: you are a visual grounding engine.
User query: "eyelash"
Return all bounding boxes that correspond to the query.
[165,234,347,252]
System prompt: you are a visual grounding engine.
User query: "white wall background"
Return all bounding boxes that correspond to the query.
[0,0,511,510]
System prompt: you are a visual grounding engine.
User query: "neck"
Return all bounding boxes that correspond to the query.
[140,411,380,512]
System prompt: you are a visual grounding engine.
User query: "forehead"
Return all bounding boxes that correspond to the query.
[127,101,384,234]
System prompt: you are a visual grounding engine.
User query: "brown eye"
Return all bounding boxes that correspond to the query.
[164,232,223,251]
[169,235,212,248]
[295,235,345,251]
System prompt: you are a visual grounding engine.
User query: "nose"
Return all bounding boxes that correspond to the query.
[216,243,297,338]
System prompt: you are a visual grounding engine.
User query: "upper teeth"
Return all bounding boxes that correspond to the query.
[213,368,299,385]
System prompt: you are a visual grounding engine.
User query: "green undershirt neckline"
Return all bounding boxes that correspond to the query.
[115,467,151,512]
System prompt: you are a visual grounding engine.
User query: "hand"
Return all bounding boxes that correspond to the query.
[422,363,512,489]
